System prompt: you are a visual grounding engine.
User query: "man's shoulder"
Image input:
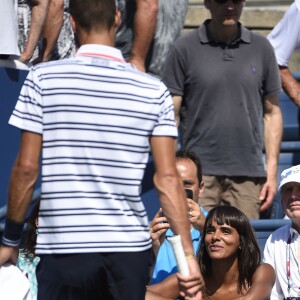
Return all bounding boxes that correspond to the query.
[171,28,199,49]
[268,223,291,241]
[247,29,273,48]
[31,57,77,73]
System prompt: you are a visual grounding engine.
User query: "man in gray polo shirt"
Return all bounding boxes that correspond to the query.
[164,0,283,219]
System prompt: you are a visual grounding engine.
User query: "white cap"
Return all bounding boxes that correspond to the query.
[278,165,300,191]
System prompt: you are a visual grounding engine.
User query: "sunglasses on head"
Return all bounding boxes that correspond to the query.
[214,0,243,3]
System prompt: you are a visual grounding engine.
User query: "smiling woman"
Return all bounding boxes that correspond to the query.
[146,206,276,300]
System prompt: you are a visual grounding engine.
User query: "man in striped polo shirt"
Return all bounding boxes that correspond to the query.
[0,0,202,299]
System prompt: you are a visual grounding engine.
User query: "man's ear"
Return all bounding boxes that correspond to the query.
[198,181,205,199]
[115,9,121,30]
[69,15,77,33]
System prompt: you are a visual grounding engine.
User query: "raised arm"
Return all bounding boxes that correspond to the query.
[260,94,283,211]
[0,131,42,265]
[129,0,158,72]
[149,208,170,258]
[20,0,51,63]
[150,136,203,299]
[233,263,275,300]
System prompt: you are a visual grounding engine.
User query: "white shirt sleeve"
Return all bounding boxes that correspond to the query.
[263,235,285,300]
[267,2,300,67]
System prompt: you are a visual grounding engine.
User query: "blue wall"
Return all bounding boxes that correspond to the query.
[1,68,28,208]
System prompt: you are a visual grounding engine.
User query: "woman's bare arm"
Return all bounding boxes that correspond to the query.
[233,263,275,300]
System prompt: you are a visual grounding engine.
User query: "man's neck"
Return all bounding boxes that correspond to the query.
[77,28,115,48]
[207,21,240,45]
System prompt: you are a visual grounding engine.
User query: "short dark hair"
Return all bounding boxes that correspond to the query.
[69,0,116,32]
[198,206,260,294]
[176,150,202,184]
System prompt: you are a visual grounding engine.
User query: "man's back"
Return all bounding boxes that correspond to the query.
[9,44,177,255]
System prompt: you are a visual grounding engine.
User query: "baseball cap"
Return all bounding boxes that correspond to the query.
[278,165,300,191]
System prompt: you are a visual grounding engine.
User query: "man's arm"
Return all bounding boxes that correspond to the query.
[260,94,283,211]
[129,0,158,72]
[280,66,300,106]
[0,131,42,265]
[150,136,203,299]
[173,95,183,128]
[146,274,180,299]
[20,0,51,63]
[35,0,64,63]
[233,263,275,300]
[149,208,170,258]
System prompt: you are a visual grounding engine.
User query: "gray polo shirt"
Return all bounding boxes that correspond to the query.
[164,20,281,177]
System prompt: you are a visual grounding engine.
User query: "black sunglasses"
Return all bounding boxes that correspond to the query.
[214,0,243,3]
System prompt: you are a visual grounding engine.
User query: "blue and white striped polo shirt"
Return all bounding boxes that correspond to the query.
[9,44,177,254]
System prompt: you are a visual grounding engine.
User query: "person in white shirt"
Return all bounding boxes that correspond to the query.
[268,0,300,108]
[263,165,300,299]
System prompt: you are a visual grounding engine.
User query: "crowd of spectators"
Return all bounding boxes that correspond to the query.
[1,0,300,300]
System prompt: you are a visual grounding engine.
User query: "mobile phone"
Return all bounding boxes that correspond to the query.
[185,189,193,200]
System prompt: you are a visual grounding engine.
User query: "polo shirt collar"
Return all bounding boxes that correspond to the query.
[198,19,251,45]
[76,44,126,62]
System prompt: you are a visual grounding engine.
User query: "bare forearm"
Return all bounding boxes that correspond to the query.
[154,173,193,255]
[264,105,283,181]
[7,132,42,222]
[20,0,50,63]
[39,0,64,62]
[280,66,300,106]
[7,157,39,222]
[130,0,158,70]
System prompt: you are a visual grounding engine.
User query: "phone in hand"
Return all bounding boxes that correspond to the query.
[185,189,193,200]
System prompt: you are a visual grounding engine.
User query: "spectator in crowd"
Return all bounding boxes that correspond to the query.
[150,150,207,284]
[0,0,20,59]
[264,165,300,299]
[18,0,51,64]
[267,1,300,109]
[36,0,76,62]
[18,0,188,75]
[115,0,188,78]
[0,0,203,299]
[164,0,283,219]
[115,0,158,73]
[147,206,276,300]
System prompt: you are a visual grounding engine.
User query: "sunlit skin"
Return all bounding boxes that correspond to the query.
[205,219,240,261]
[281,182,300,231]
[176,159,204,204]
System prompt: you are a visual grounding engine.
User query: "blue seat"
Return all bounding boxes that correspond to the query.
[250,218,291,255]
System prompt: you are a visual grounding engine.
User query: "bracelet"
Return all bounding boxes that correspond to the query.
[185,253,195,260]
[2,219,24,247]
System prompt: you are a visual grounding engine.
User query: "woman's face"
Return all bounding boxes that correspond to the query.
[205,218,240,260]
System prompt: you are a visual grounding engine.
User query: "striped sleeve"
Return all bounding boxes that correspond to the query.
[151,83,178,137]
[9,68,43,134]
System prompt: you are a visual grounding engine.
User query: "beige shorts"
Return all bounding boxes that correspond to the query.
[200,175,265,220]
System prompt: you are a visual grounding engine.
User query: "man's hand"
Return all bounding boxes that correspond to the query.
[0,245,19,266]
[177,257,203,300]
[259,177,277,212]
[149,208,170,257]
[187,200,205,233]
